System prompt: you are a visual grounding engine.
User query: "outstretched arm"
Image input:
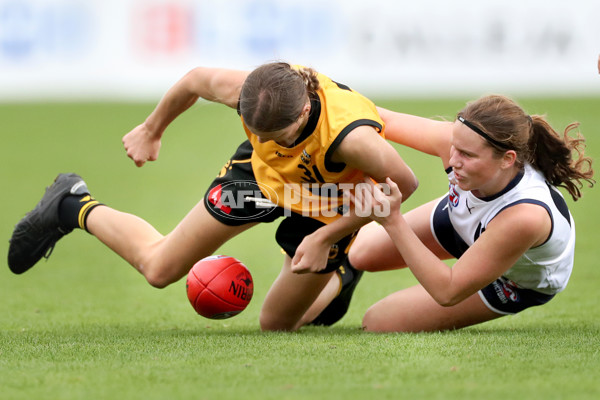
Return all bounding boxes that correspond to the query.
[123,67,249,167]
[377,106,454,169]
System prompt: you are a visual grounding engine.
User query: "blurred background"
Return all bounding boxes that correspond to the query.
[1,0,599,102]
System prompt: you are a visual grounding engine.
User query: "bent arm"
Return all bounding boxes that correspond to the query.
[333,124,419,200]
[290,209,368,273]
[291,125,418,273]
[144,67,249,139]
[123,67,249,166]
[377,107,454,168]
[380,200,550,306]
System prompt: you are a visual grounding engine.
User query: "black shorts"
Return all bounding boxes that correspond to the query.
[204,140,284,226]
[204,140,354,273]
[432,196,555,315]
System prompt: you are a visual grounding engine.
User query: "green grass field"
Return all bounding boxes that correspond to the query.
[1,98,599,400]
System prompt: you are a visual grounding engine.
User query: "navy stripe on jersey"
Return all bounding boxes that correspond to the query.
[332,81,352,91]
[547,184,571,226]
[474,222,485,242]
[478,170,524,202]
[491,199,554,246]
[432,196,469,258]
[324,119,384,173]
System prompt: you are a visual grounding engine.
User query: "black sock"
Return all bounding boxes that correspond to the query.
[58,194,102,232]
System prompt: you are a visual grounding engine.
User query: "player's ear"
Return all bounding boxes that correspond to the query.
[300,102,311,118]
[500,150,517,169]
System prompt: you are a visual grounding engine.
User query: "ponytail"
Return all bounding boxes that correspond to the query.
[460,95,595,201]
[529,117,594,200]
[295,66,320,94]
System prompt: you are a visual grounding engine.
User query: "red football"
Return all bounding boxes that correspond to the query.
[186,255,253,319]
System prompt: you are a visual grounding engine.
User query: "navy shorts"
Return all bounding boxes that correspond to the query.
[204,140,354,273]
[432,196,555,315]
[479,277,555,315]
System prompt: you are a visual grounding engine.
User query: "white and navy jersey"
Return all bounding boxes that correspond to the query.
[434,163,575,295]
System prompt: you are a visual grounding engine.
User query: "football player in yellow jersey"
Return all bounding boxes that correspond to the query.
[8,62,417,331]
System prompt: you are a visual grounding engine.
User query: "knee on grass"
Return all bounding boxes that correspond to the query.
[362,305,414,333]
[141,260,184,289]
[259,312,299,332]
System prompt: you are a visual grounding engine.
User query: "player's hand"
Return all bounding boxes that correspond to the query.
[291,233,331,274]
[351,177,403,226]
[122,123,162,167]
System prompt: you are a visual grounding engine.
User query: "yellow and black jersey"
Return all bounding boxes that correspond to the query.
[241,66,385,224]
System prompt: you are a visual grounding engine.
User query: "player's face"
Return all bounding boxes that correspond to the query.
[252,121,302,147]
[449,121,507,197]
[249,102,310,147]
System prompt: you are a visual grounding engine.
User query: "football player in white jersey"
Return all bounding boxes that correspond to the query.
[348,94,595,332]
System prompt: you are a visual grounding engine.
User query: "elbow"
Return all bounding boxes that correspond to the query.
[401,176,419,201]
[432,292,465,307]
[411,177,419,195]
[437,298,460,307]
[426,283,466,307]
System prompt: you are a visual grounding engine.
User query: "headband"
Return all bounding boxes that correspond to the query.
[457,116,512,150]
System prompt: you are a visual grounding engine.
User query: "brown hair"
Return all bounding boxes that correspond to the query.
[239,62,320,132]
[458,95,595,200]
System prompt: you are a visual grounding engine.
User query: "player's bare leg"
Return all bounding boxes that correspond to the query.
[259,255,333,331]
[293,201,446,327]
[86,200,257,288]
[350,198,500,332]
[362,284,501,332]
[297,274,342,326]
[350,198,452,271]
[271,201,451,329]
